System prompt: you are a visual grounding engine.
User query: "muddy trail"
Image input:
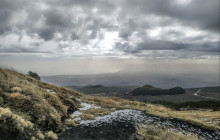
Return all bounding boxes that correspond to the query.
[59,109,220,140]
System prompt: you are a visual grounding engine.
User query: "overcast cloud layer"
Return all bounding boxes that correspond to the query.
[0,0,219,59]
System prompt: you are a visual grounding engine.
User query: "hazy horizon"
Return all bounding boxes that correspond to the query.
[0,57,219,76]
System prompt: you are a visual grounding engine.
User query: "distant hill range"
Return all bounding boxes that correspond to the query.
[68,85,138,95]
[132,85,186,96]
[84,85,105,88]
[41,72,219,88]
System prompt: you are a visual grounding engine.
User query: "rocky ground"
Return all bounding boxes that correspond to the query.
[59,102,220,140]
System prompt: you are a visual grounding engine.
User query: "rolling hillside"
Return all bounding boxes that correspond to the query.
[0,69,220,140]
[0,68,81,139]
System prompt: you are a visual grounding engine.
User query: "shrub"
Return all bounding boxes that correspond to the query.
[47,131,58,140]
[27,71,40,80]
[0,107,33,132]
[36,132,44,140]
[30,136,37,140]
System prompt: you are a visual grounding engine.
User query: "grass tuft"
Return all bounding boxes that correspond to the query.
[0,107,33,132]
[135,124,198,140]
[47,131,58,140]
[36,132,44,140]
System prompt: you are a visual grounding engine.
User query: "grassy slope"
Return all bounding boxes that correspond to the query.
[135,124,198,140]
[82,96,220,131]
[0,69,219,140]
[0,68,81,140]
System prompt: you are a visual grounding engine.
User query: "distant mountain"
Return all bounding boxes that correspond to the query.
[132,85,186,96]
[41,72,219,88]
[84,85,105,88]
[68,85,138,94]
[142,85,160,90]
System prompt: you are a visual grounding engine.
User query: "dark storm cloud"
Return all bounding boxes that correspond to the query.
[116,40,219,53]
[118,19,137,39]
[71,32,80,40]
[0,0,29,34]
[138,40,188,51]
[44,10,72,28]
[124,0,219,32]
[0,0,219,59]
[0,45,50,53]
[30,8,77,41]
[143,41,220,52]
[38,28,55,41]
[116,0,219,41]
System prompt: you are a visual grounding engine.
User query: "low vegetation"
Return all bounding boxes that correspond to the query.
[132,85,186,96]
[0,68,219,140]
[80,108,111,120]
[153,100,220,111]
[27,71,41,81]
[81,96,220,131]
[0,68,81,139]
[47,131,58,140]
[135,124,198,140]
[0,107,33,133]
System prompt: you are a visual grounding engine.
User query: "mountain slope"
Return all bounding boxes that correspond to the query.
[0,68,81,139]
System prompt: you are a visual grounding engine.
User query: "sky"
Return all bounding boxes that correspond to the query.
[0,0,219,76]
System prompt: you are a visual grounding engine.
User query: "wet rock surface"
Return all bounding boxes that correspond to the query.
[60,109,220,140]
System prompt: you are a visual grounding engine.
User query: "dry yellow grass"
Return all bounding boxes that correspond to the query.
[135,124,198,140]
[0,68,219,140]
[81,96,220,131]
[30,136,37,140]
[64,119,78,127]
[43,92,68,116]
[11,86,22,93]
[47,131,58,140]
[79,108,111,120]
[36,132,45,140]
[0,107,33,132]
[0,68,81,139]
